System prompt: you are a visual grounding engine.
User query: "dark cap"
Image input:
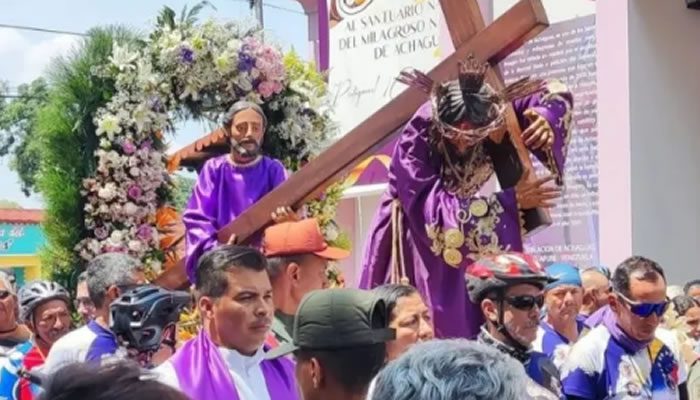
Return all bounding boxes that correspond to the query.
[266,288,395,359]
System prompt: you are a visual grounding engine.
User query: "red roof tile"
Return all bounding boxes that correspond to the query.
[0,209,44,224]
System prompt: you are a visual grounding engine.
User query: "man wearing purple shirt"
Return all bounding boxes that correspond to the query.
[360,56,573,339]
[183,101,288,282]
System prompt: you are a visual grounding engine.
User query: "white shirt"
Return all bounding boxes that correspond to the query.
[155,345,271,400]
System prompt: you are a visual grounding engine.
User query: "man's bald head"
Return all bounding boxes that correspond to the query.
[581,268,609,290]
[580,268,610,316]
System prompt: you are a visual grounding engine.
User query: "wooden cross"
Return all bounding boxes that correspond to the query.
[155,0,550,289]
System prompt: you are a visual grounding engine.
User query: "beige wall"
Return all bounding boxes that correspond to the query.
[629,1,700,284]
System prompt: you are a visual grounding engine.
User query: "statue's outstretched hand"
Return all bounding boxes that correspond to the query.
[522,109,554,150]
[271,206,300,224]
[514,170,561,209]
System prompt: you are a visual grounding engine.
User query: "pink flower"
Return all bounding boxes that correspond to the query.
[94,226,109,240]
[258,81,277,98]
[136,224,153,241]
[127,184,142,200]
[122,140,137,155]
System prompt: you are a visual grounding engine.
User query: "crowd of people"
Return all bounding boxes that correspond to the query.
[0,217,697,399]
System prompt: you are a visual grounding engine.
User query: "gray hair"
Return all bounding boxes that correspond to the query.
[372,339,527,400]
[0,271,16,295]
[224,101,267,129]
[77,271,88,284]
[86,253,142,308]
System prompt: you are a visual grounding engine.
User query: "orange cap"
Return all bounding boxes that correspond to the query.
[262,218,350,260]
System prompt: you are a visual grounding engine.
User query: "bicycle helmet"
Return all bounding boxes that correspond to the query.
[466,252,554,351]
[18,281,70,323]
[110,285,191,354]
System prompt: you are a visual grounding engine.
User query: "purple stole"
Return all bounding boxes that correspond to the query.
[170,330,298,400]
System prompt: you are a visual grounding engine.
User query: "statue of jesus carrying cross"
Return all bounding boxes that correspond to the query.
[360,56,573,339]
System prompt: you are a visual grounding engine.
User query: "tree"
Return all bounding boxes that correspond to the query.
[0,79,50,195]
[0,199,22,209]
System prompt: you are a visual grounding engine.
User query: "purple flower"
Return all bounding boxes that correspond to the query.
[94,226,109,240]
[137,224,153,241]
[127,184,143,200]
[238,52,256,72]
[180,47,195,64]
[121,140,137,155]
[148,97,164,112]
[140,139,153,151]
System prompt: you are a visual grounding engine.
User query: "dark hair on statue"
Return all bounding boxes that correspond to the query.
[38,361,188,400]
[196,245,267,298]
[611,256,666,298]
[295,343,385,394]
[372,284,419,322]
[437,56,501,127]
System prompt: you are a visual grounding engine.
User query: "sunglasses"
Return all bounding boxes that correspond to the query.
[616,292,669,318]
[504,294,545,311]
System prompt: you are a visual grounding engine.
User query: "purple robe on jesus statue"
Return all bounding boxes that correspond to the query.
[183,154,287,282]
[360,81,573,339]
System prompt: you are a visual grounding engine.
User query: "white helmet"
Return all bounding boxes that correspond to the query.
[18,281,70,323]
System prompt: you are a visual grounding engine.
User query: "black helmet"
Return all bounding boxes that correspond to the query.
[465,252,554,304]
[110,285,191,353]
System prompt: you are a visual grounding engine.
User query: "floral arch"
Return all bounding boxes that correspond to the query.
[76,6,343,278]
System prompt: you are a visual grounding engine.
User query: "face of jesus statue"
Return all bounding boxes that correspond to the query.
[229,108,265,163]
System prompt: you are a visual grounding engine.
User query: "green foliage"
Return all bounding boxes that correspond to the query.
[35,26,140,287]
[0,199,22,209]
[171,175,196,213]
[0,78,50,195]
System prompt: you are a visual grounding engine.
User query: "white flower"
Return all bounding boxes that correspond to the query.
[236,75,253,92]
[99,138,112,149]
[96,114,122,140]
[128,240,143,253]
[130,167,141,177]
[132,104,151,132]
[179,83,200,101]
[110,44,138,71]
[150,260,163,274]
[87,239,101,254]
[214,54,232,73]
[323,224,339,241]
[124,202,139,216]
[97,182,118,201]
[98,204,110,215]
[109,230,125,245]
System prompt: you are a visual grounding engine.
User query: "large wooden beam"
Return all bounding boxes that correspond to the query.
[155,0,549,289]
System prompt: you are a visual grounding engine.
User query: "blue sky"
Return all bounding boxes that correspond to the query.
[0,0,309,208]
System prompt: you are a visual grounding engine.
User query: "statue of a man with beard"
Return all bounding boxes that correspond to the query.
[183,101,291,282]
[360,56,574,339]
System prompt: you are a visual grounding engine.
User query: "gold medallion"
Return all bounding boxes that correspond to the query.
[469,199,489,218]
[443,248,463,267]
[444,228,465,249]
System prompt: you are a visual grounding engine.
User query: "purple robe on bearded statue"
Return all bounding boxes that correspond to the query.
[183,155,287,282]
[360,80,574,339]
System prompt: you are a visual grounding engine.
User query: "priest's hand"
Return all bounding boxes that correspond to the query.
[522,109,554,150]
[271,206,300,224]
[514,170,561,209]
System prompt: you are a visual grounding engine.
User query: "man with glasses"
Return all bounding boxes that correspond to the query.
[183,101,290,283]
[561,256,689,399]
[42,253,146,373]
[466,252,561,397]
[75,271,96,323]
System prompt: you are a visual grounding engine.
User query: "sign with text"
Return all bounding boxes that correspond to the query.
[0,224,45,255]
[326,0,447,137]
